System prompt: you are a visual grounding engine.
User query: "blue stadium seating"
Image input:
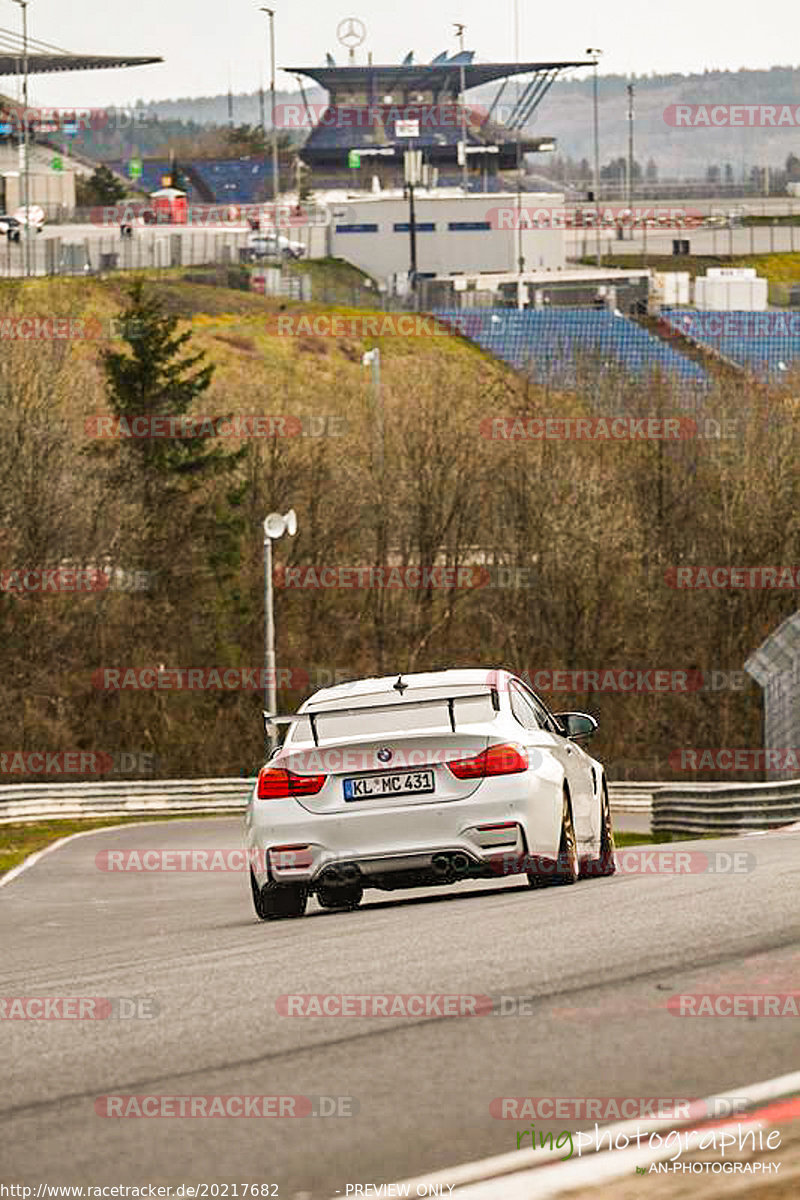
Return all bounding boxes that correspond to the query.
[110,158,274,204]
[661,309,800,380]
[434,308,709,387]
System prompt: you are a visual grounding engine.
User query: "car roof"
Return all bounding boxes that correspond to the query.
[300,668,514,712]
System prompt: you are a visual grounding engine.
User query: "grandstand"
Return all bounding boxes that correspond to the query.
[108,157,274,205]
[435,308,710,387]
[289,50,592,188]
[660,310,800,379]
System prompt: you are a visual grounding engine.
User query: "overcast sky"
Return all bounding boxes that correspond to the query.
[6,0,800,110]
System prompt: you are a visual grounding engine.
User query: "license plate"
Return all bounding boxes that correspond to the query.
[343,769,435,801]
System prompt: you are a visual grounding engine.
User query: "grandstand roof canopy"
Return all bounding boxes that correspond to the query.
[0,52,162,76]
[287,59,593,93]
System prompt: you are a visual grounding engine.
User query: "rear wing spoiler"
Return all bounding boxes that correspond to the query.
[263,687,500,747]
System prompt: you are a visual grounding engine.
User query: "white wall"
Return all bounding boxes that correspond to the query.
[326,193,565,282]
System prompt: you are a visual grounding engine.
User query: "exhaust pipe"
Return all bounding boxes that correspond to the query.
[340,864,361,884]
[451,852,470,874]
[431,854,452,875]
[323,864,343,883]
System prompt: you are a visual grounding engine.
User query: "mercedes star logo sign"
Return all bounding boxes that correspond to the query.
[337,16,367,48]
[376,747,393,763]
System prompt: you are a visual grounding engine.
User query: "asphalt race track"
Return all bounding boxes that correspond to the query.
[2,818,799,1196]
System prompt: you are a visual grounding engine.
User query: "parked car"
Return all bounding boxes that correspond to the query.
[242,231,306,262]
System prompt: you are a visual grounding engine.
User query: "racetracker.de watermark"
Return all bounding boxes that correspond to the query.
[95,849,283,872]
[667,993,800,1016]
[271,313,459,338]
[0,996,157,1019]
[92,667,312,691]
[93,202,328,228]
[491,849,756,876]
[507,669,704,693]
[0,105,153,132]
[273,101,501,130]
[490,1096,750,1120]
[480,416,734,440]
[1,751,124,776]
[667,312,800,338]
[84,415,303,439]
[94,1094,357,1117]
[665,566,800,589]
[486,205,703,229]
[0,567,108,593]
[664,103,800,127]
[272,564,532,589]
[669,748,800,771]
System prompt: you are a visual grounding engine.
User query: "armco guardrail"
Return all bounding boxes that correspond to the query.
[0,778,253,824]
[0,777,797,833]
[0,778,651,824]
[652,778,800,836]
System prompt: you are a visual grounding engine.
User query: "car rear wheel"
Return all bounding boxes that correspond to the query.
[250,869,308,920]
[316,883,364,911]
[584,780,616,878]
[527,791,579,887]
[553,793,579,884]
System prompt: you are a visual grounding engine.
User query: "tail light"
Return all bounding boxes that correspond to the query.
[447,743,528,780]
[256,766,327,799]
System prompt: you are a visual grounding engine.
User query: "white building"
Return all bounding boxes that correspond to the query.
[324,190,566,285]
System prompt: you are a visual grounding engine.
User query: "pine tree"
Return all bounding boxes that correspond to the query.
[100,279,243,575]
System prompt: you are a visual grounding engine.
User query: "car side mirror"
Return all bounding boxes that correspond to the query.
[556,712,598,742]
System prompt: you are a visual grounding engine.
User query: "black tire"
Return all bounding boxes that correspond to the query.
[316,883,364,911]
[250,869,308,920]
[584,780,616,878]
[553,793,579,884]
[527,790,579,887]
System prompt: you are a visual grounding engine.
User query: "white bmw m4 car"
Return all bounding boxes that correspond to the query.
[245,668,615,919]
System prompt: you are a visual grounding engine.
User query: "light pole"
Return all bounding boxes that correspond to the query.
[12,0,30,278]
[586,48,602,265]
[627,82,635,207]
[263,507,297,736]
[260,7,279,206]
[361,348,383,478]
[454,23,468,193]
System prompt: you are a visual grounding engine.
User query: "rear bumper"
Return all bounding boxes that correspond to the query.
[245,780,563,890]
